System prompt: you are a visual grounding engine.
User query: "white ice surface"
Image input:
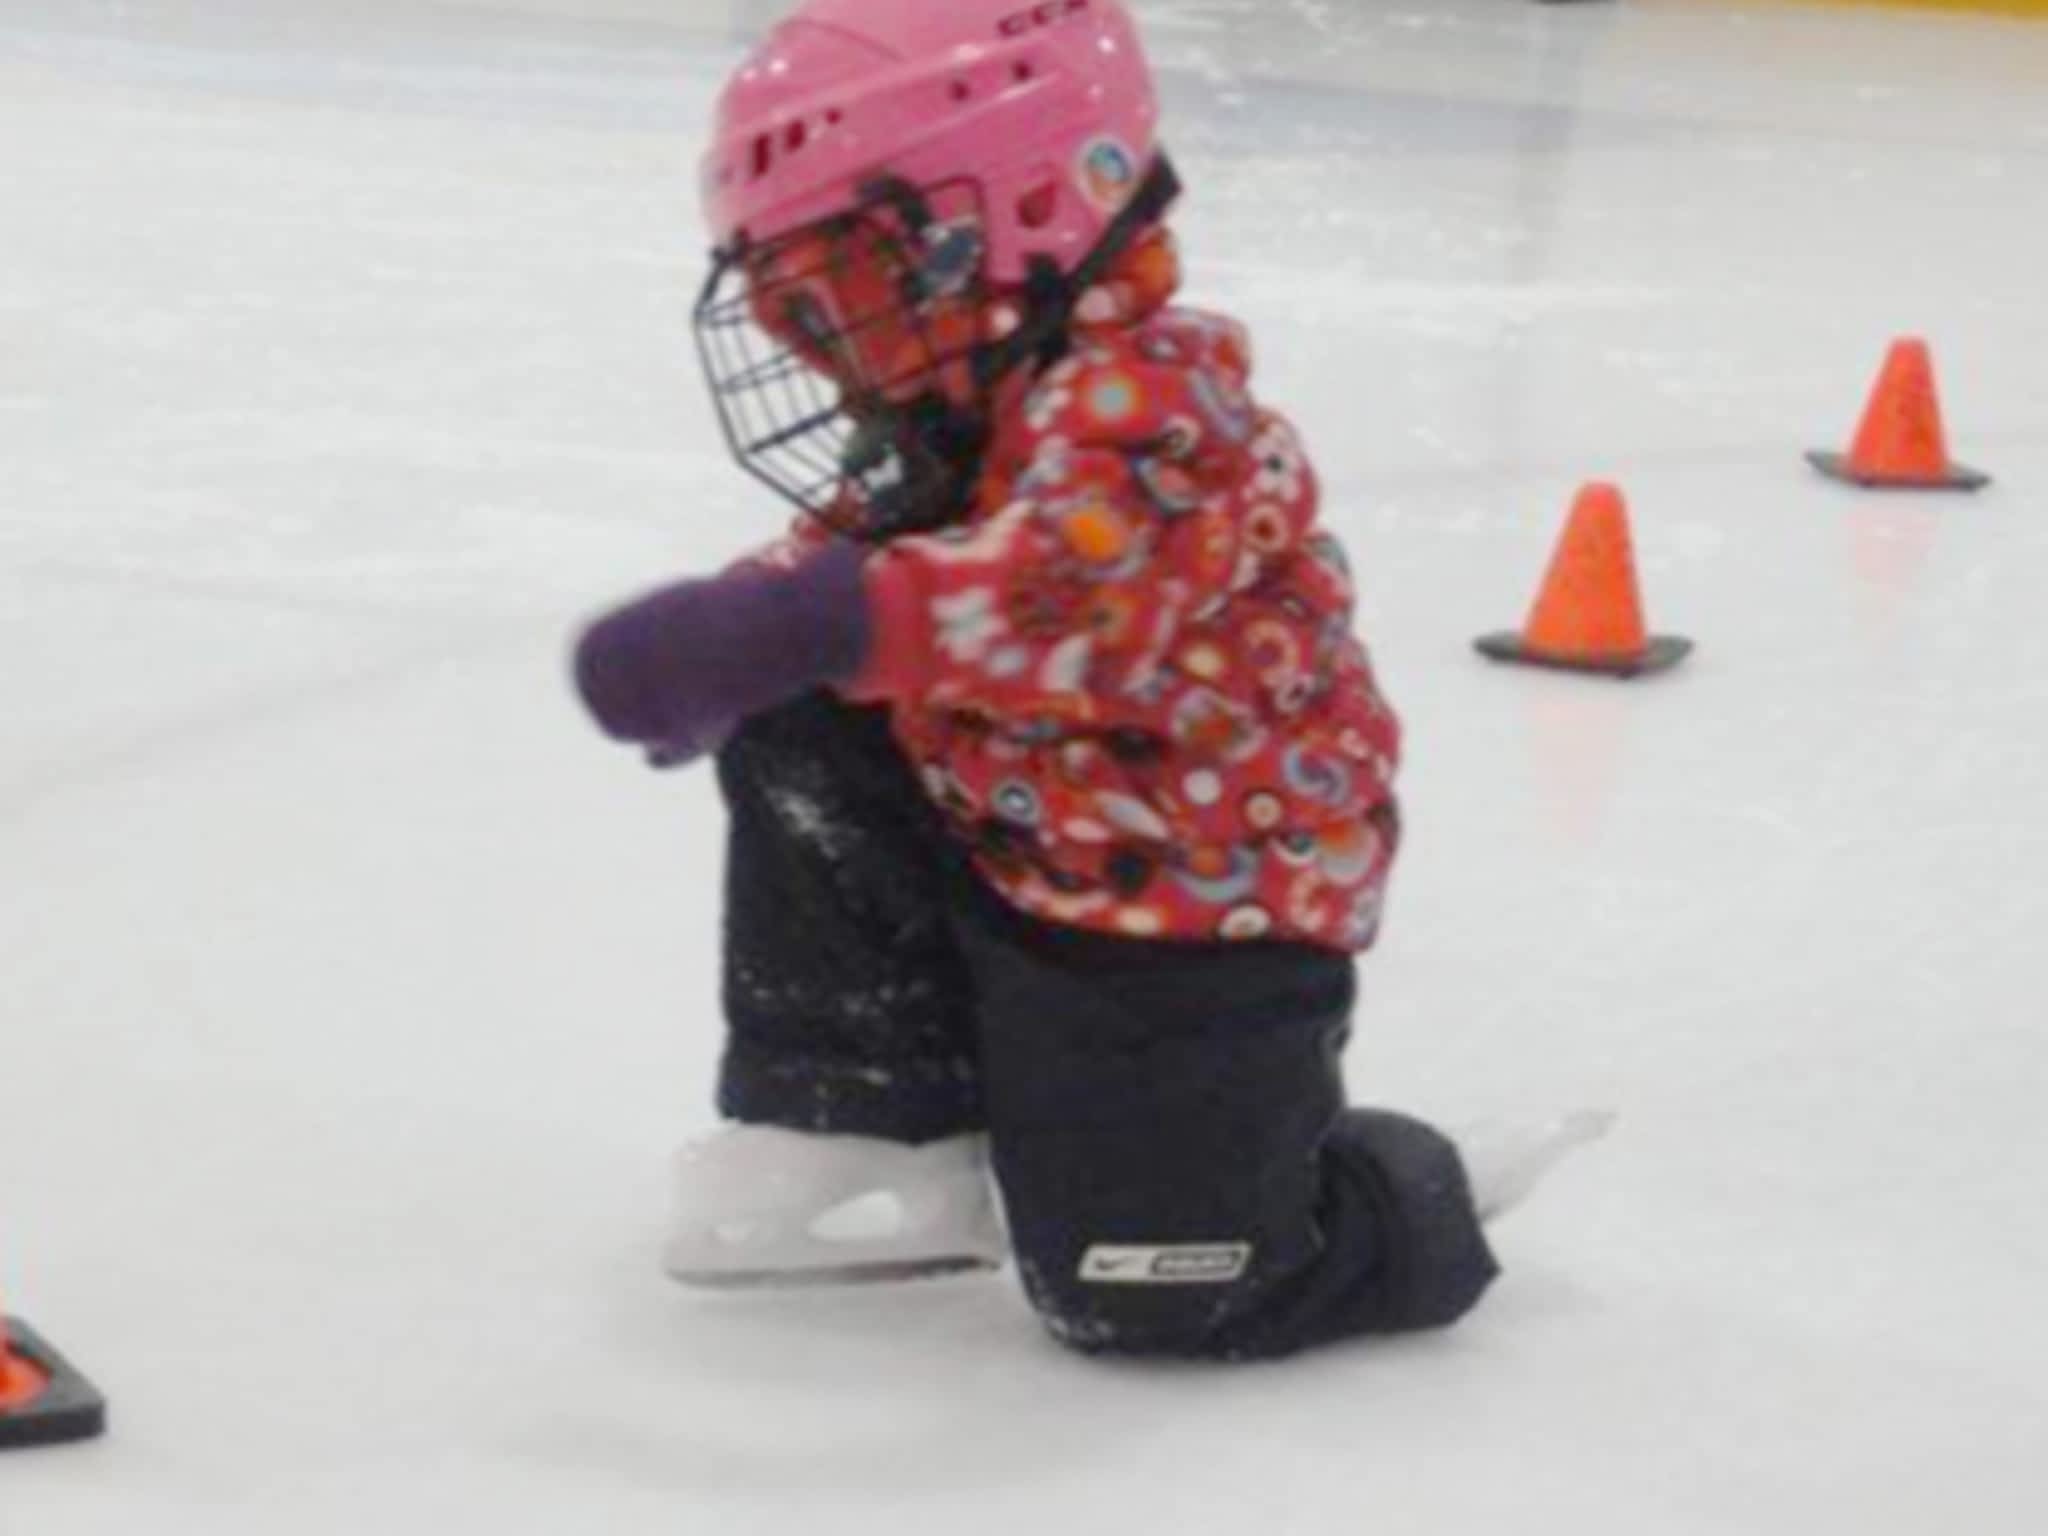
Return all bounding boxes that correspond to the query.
[4,0,2046,1530]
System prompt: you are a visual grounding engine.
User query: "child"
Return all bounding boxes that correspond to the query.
[574,0,1581,1360]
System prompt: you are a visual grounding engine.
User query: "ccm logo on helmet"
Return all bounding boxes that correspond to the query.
[998,0,1092,38]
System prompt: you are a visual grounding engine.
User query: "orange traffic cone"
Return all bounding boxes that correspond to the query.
[1476,483,1692,678]
[0,1304,106,1450]
[1807,337,1989,491]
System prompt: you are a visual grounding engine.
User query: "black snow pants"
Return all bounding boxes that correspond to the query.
[715,693,1497,1361]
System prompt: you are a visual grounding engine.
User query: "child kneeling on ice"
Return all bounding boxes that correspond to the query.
[575,0,1586,1359]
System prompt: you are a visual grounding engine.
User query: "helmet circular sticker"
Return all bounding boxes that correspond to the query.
[1077,137,1139,211]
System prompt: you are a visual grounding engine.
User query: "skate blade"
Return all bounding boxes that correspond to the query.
[666,1254,1001,1291]
[1463,1108,1619,1224]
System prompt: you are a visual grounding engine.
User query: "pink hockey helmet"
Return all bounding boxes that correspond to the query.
[702,0,1164,285]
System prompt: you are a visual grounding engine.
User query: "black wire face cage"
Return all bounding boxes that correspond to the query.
[693,176,996,543]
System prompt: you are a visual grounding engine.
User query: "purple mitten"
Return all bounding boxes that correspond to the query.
[573,541,871,766]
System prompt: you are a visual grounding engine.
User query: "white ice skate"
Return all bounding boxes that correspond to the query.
[1457,1110,1616,1223]
[664,1125,1006,1287]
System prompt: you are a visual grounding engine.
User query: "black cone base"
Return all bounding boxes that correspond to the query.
[1475,632,1693,679]
[1806,449,1990,492]
[0,1318,107,1450]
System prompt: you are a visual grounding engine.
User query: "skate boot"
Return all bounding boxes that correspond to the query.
[1457,1110,1616,1223]
[664,1125,1006,1287]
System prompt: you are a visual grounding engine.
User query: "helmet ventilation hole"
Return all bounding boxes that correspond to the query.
[1017,180,1059,229]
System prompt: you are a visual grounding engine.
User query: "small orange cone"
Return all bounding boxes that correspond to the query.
[0,1304,106,1450]
[1808,337,1989,491]
[1476,483,1691,678]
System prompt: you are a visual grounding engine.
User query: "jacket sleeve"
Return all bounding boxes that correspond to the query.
[845,342,1322,720]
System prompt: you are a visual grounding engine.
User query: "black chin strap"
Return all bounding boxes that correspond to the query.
[977,153,1184,388]
[854,154,1182,541]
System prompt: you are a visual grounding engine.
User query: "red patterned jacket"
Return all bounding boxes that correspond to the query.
[817,234,1401,951]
